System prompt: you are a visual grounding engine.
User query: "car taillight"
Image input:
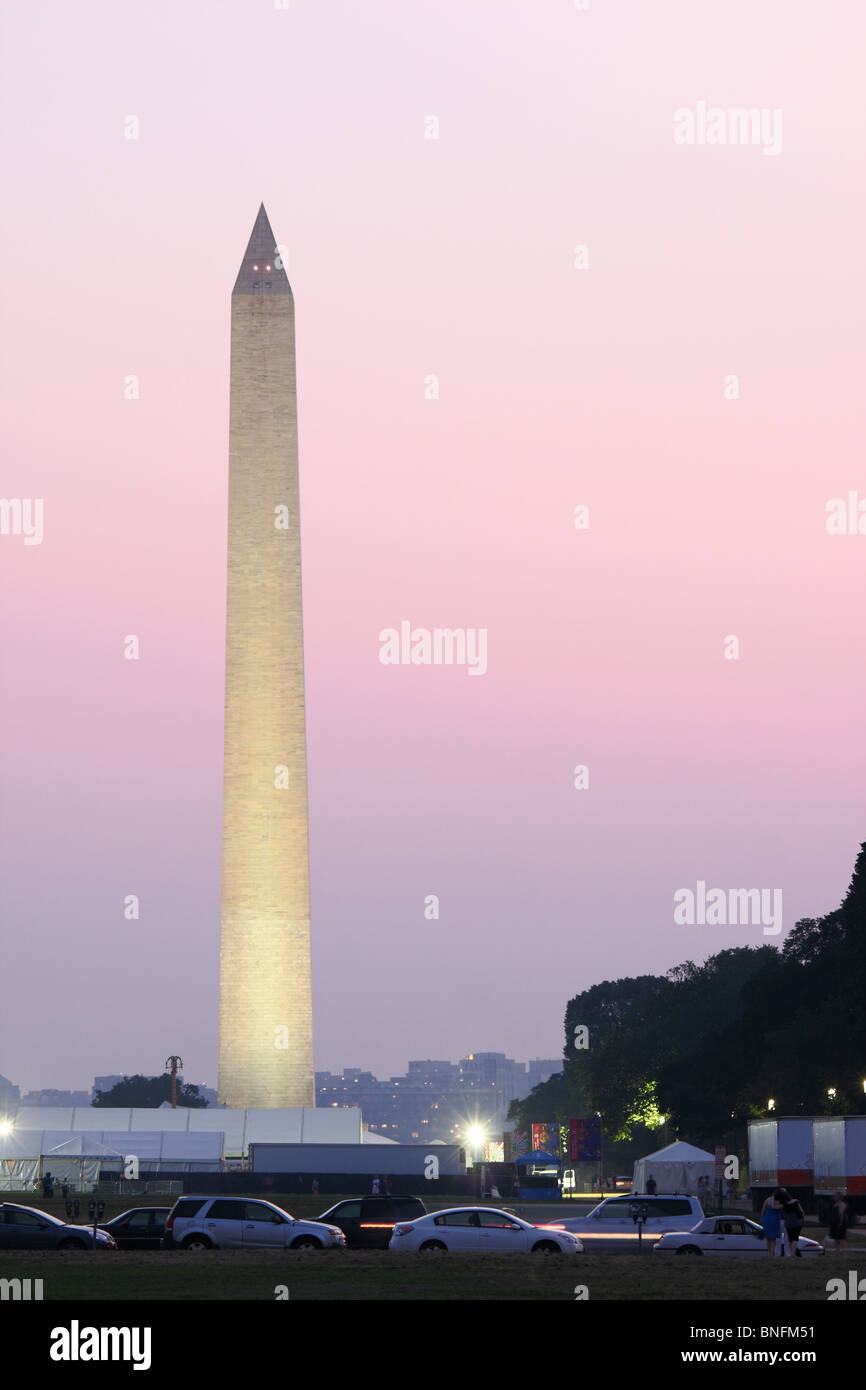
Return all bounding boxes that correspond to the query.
[393,1224,413,1236]
[165,1214,175,1231]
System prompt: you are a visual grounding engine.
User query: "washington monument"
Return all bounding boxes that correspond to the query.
[218,204,315,1108]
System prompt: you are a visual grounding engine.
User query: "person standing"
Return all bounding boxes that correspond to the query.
[311,1177,319,1197]
[760,1189,784,1257]
[645,1174,657,1195]
[42,1172,54,1199]
[828,1192,850,1254]
[780,1190,805,1257]
[371,1175,380,1195]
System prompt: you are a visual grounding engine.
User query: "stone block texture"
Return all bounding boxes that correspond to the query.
[218,206,315,1108]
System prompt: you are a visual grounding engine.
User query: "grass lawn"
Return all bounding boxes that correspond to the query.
[0,1247,860,1301]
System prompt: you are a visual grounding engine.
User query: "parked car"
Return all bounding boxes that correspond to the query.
[0,1203,116,1251]
[316,1196,427,1249]
[99,1207,169,1250]
[161,1196,345,1251]
[653,1215,824,1257]
[389,1206,584,1254]
[551,1193,705,1239]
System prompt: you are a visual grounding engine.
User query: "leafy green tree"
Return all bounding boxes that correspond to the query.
[93,1073,207,1108]
[564,975,669,1138]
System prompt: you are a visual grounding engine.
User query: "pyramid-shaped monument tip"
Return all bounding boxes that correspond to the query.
[232,204,291,295]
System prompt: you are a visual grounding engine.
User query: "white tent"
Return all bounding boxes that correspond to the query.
[8,1105,361,1156]
[632,1141,715,1196]
[45,1135,125,1158]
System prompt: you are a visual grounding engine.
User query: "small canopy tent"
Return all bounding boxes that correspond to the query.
[632,1141,715,1196]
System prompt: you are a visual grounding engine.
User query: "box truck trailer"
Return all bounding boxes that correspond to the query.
[812,1117,866,1224]
[747,1117,866,1222]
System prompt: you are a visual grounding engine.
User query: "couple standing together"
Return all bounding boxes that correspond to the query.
[760,1187,805,1256]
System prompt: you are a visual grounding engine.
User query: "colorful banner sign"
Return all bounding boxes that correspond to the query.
[531,1122,560,1156]
[569,1115,602,1162]
[505,1130,529,1161]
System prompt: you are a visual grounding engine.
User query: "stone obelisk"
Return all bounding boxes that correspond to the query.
[218,204,314,1108]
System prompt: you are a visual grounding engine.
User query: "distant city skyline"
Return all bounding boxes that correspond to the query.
[315,1055,563,1144]
[0,1052,561,1113]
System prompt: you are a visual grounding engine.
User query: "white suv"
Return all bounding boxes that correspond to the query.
[551,1194,705,1239]
[162,1196,346,1251]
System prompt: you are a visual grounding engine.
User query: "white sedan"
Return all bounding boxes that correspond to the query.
[653,1216,823,1256]
[389,1206,583,1254]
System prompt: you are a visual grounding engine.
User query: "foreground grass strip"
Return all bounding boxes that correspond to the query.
[0,1250,858,1301]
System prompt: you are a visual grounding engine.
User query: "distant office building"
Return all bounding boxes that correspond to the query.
[19,1089,91,1107]
[0,1075,21,1110]
[407,1060,460,1084]
[458,1052,525,1114]
[526,1058,563,1093]
[93,1075,125,1101]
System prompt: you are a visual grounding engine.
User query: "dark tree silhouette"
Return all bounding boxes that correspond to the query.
[93,1073,207,1108]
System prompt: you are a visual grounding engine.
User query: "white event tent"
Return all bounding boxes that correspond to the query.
[632,1141,715,1196]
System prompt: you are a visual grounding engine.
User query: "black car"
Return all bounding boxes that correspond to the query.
[316,1196,427,1249]
[98,1207,170,1249]
[0,1203,116,1250]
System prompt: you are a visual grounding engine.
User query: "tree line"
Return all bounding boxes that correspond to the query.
[510,842,866,1149]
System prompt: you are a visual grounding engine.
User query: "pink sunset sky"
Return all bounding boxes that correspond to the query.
[1,0,864,1094]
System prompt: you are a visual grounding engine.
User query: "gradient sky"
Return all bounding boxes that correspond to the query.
[1,1,864,1095]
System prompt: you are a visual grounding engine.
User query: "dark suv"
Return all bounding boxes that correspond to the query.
[316,1196,427,1249]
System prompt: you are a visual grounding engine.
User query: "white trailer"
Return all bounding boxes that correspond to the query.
[748,1117,866,1221]
[812,1117,866,1222]
[747,1118,812,1207]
